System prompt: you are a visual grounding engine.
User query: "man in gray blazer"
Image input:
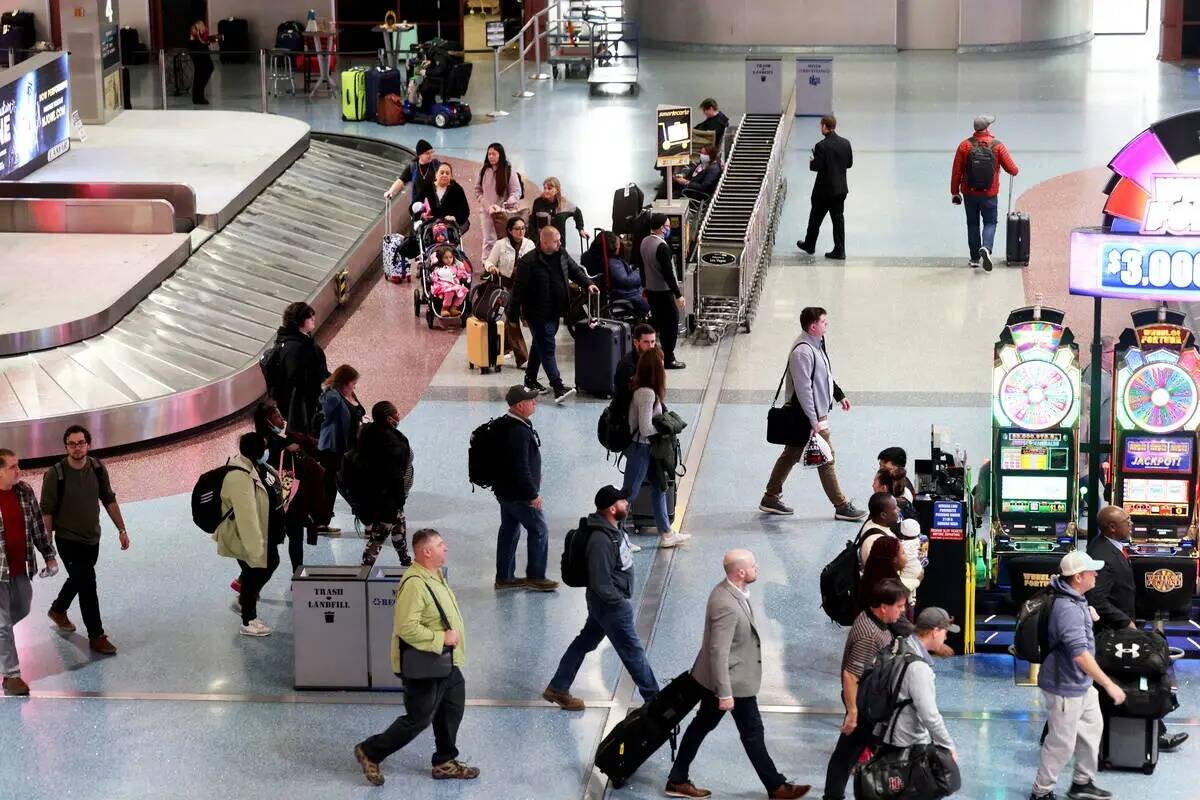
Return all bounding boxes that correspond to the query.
[664,550,811,799]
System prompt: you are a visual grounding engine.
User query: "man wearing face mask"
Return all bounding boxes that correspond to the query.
[214,433,284,637]
[639,214,686,370]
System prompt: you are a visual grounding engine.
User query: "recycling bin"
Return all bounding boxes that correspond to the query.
[292,565,370,689]
[366,565,412,690]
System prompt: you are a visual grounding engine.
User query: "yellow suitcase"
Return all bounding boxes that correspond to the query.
[467,316,504,374]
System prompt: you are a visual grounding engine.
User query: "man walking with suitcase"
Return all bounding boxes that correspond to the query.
[797,115,852,260]
[543,486,659,710]
[951,114,1019,271]
[664,549,811,799]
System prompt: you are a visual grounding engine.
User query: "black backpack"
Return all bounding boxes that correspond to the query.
[259,340,288,397]
[965,139,997,192]
[819,524,872,626]
[596,395,634,454]
[468,416,509,490]
[561,516,596,588]
[856,637,919,736]
[337,448,369,518]
[1013,586,1067,664]
[191,464,249,533]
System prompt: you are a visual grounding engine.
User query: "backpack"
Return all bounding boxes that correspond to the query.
[819,523,873,626]
[856,637,919,737]
[259,340,288,397]
[191,464,249,533]
[561,516,596,588]
[51,457,111,517]
[596,395,634,454]
[468,416,510,490]
[1013,586,1066,664]
[965,139,997,192]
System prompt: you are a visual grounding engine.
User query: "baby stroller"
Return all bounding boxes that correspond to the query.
[403,39,473,128]
[413,220,474,329]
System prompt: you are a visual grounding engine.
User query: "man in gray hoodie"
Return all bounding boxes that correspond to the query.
[1032,551,1126,800]
[760,306,865,521]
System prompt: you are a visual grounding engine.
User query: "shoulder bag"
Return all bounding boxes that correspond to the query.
[766,343,813,446]
[397,579,455,680]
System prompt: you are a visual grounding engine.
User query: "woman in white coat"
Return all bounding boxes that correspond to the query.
[483,215,535,366]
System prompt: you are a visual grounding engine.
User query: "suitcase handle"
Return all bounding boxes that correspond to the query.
[586,288,601,326]
[385,194,392,236]
[1007,175,1016,216]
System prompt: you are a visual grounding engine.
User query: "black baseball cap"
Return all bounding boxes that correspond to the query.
[594,485,631,509]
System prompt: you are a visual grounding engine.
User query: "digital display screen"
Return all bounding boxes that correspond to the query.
[1122,477,1192,518]
[1000,475,1070,515]
[0,54,71,182]
[101,25,120,71]
[1122,435,1194,474]
[999,431,1071,472]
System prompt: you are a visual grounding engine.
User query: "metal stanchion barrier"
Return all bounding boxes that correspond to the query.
[530,16,549,81]
[259,49,268,113]
[514,28,533,98]
[487,47,509,117]
[159,49,167,109]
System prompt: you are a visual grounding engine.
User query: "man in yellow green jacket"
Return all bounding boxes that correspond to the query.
[354,528,478,785]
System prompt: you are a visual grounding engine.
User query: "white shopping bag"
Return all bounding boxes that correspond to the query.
[801,431,833,469]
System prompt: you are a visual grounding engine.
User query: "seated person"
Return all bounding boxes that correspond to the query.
[429,246,471,315]
[601,232,650,318]
[695,97,730,153]
[674,146,722,198]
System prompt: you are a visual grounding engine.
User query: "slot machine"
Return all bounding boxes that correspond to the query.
[1111,308,1200,559]
[990,305,1082,588]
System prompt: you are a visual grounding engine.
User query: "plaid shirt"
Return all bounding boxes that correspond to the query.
[0,481,55,583]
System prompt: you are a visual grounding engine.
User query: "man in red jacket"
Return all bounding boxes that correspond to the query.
[950,115,1019,271]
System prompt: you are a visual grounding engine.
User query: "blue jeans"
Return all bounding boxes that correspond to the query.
[496,499,549,581]
[963,194,998,260]
[621,442,671,533]
[525,319,563,389]
[549,594,660,702]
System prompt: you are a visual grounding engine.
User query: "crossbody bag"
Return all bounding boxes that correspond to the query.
[397,578,455,680]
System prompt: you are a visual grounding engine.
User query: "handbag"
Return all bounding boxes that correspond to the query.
[854,743,960,800]
[398,579,455,680]
[766,343,812,446]
[277,451,299,513]
[802,429,834,469]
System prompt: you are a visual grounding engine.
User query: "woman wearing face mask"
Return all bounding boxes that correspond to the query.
[531,177,589,247]
[422,162,471,234]
[215,433,285,637]
[475,142,522,261]
[673,145,722,199]
[317,365,364,534]
[483,215,535,366]
[354,401,415,567]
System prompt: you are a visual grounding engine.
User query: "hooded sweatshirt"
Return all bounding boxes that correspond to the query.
[1037,574,1095,698]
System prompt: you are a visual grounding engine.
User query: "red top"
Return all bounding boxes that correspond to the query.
[0,487,26,574]
[950,132,1019,198]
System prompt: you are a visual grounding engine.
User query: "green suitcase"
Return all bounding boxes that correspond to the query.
[341,68,367,121]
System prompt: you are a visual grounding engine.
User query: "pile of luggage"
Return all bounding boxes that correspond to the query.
[341,65,405,126]
[1095,627,1178,774]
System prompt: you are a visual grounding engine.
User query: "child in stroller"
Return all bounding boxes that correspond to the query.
[428,245,471,316]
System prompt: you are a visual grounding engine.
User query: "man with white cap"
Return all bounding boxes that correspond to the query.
[1031,550,1125,800]
[950,114,1019,271]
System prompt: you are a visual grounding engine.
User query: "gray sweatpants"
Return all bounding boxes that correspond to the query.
[1034,686,1103,796]
[0,576,33,677]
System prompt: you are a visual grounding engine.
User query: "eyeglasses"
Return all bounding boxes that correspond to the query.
[65,440,88,448]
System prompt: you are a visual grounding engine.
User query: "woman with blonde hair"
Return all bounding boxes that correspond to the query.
[531,176,589,246]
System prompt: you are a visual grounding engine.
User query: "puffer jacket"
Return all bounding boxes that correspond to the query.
[214,454,272,568]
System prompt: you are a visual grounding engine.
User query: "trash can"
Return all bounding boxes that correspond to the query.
[366,565,410,690]
[292,565,370,690]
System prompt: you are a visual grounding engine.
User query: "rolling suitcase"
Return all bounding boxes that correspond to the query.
[341,68,367,121]
[1100,716,1158,774]
[467,317,504,374]
[377,93,405,126]
[631,477,677,532]
[594,672,705,788]
[365,67,402,121]
[574,294,631,398]
[217,17,250,64]
[1005,177,1030,266]
[612,183,645,237]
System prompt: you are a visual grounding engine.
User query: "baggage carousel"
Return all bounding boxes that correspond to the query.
[0,112,412,459]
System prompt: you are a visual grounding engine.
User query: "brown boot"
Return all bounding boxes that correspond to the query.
[769,784,812,799]
[431,759,479,780]
[47,609,76,633]
[666,781,713,798]
[353,744,384,786]
[524,578,559,592]
[542,686,585,710]
[89,636,118,656]
[2,675,30,696]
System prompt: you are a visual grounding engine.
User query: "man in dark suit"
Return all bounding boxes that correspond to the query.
[664,550,811,799]
[798,115,853,260]
[1086,506,1188,752]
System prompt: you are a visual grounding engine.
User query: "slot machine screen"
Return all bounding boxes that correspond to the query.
[1121,435,1194,474]
[998,431,1071,472]
[1000,475,1070,515]
[1122,478,1191,518]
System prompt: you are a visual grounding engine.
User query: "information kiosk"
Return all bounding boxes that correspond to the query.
[989,305,1082,588]
[1111,307,1200,557]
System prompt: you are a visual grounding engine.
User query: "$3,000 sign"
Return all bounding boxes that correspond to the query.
[1070,230,1200,301]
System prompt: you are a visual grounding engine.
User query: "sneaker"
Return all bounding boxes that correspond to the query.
[239,619,272,637]
[979,247,994,272]
[969,260,980,269]
[47,609,76,633]
[230,579,241,594]
[630,542,643,553]
[524,578,560,592]
[659,532,692,548]
[834,502,868,521]
[665,781,713,798]
[758,496,794,515]
[89,635,118,656]
[494,578,525,590]
[525,380,548,395]
[553,385,576,404]
[2,675,29,696]
[1067,781,1112,800]
[1030,793,1057,800]
[354,744,384,786]
[542,686,586,710]
[431,759,480,780]
[797,240,815,255]
[768,784,812,799]
[318,525,342,537]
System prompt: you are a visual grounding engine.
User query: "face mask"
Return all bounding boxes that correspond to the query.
[257,450,269,465]
[270,423,285,436]
[662,225,671,239]
[699,153,710,166]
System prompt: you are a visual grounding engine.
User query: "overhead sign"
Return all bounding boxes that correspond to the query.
[655,105,691,169]
[0,53,71,181]
[1068,229,1200,301]
[795,58,833,117]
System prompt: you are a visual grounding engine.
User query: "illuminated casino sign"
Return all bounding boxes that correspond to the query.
[1145,568,1184,593]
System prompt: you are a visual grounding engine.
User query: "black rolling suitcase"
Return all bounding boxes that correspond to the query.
[1005,177,1030,266]
[365,67,402,121]
[218,17,250,64]
[631,478,677,532]
[594,672,705,788]
[574,295,631,398]
[1101,716,1159,774]
[612,183,645,237]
